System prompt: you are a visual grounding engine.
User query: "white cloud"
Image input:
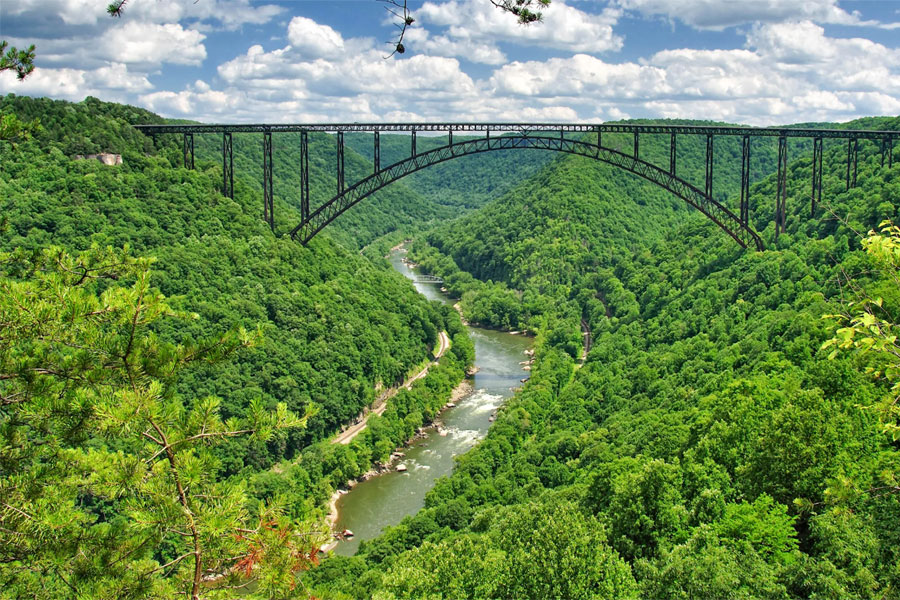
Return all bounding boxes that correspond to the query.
[92,62,154,91]
[0,63,151,101]
[489,54,669,98]
[217,37,476,99]
[144,15,899,126]
[103,22,207,66]
[6,0,284,29]
[474,20,900,124]
[4,6,898,127]
[747,22,900,94]
[614,0,892,30]
[287,17,346,59]
[402,28,507,65]
[414,0,623,57]
[141,83,239,116]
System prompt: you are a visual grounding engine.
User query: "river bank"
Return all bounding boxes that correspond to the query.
[332,330,451,446]
[324,249,533,556]
[322,376,474,552]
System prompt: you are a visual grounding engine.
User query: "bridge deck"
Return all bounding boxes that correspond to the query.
[135,122,895,140]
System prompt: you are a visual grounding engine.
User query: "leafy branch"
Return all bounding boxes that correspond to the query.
[490,0,551,24]
[380,0,415,58]
[0,41,40,146]
[822,220,900,442]
[107,0,129,18]
[0,41,35,80]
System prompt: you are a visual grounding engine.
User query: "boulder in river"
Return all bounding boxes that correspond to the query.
[342,529,354,538]
[396,464,408,472]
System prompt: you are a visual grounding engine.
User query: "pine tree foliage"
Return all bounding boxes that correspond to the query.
[0,245,323,599]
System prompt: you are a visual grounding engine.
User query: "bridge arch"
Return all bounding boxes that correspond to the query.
[288,134,764,251]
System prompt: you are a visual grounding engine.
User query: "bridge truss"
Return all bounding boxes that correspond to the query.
[135,122,897,251]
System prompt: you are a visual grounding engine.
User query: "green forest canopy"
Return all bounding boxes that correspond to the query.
[1,94,899,599]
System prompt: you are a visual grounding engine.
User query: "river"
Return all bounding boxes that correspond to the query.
[331,248,532,556]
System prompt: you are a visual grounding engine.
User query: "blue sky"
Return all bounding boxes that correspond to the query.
[1,0,899,124]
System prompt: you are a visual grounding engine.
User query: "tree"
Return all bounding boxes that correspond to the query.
[0,41,40,145]
[377,499,637,599]
[818,220,900,504]
[0,245,323,599]
[823,220,900,443]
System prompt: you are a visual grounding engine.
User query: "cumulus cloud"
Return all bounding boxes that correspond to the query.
[134,15,900,126]
[3,4,898,127]
[413,0,623,58]
[104,22,207,66]
[402,28,507,65]
[5,0,283,29]
[614,0,893,30]
[287,17,346,59]
[217,32,476,99]
[472,20,900,124]
[0,63,152,102]
[141,81,240,117]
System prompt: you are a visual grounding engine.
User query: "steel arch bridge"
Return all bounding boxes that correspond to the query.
[135,122,897,251]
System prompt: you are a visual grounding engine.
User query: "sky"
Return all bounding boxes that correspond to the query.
[1,0,899,125]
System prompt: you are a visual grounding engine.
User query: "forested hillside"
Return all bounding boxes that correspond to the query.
[0,95,474,598]
[0,94,453,453]
[344,131,557,210]
[4,92,900,599]
[309,118,900,599]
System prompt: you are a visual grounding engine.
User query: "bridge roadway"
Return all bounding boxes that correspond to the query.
[135,121,897,251]
[137,122,894,140]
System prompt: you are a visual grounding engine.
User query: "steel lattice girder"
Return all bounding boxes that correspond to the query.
[136,122,894,141]
[290,135,762,250]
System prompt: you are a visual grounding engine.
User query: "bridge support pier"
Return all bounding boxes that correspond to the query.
[411,131,417,157]
[222,132,233,199]
[183,133,194,170]
[811,137,823,217]
[263,130,274,231]
[846,138,859,190]
[337,131,345,195]
[374,131,380,172]
[301,130,310,222]
[740,135,750,226]
[705,134,714,198]
[775,136,787,239]
[669,133,676,175]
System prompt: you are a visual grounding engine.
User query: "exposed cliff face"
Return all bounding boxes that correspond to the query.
[74,152,122,165]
